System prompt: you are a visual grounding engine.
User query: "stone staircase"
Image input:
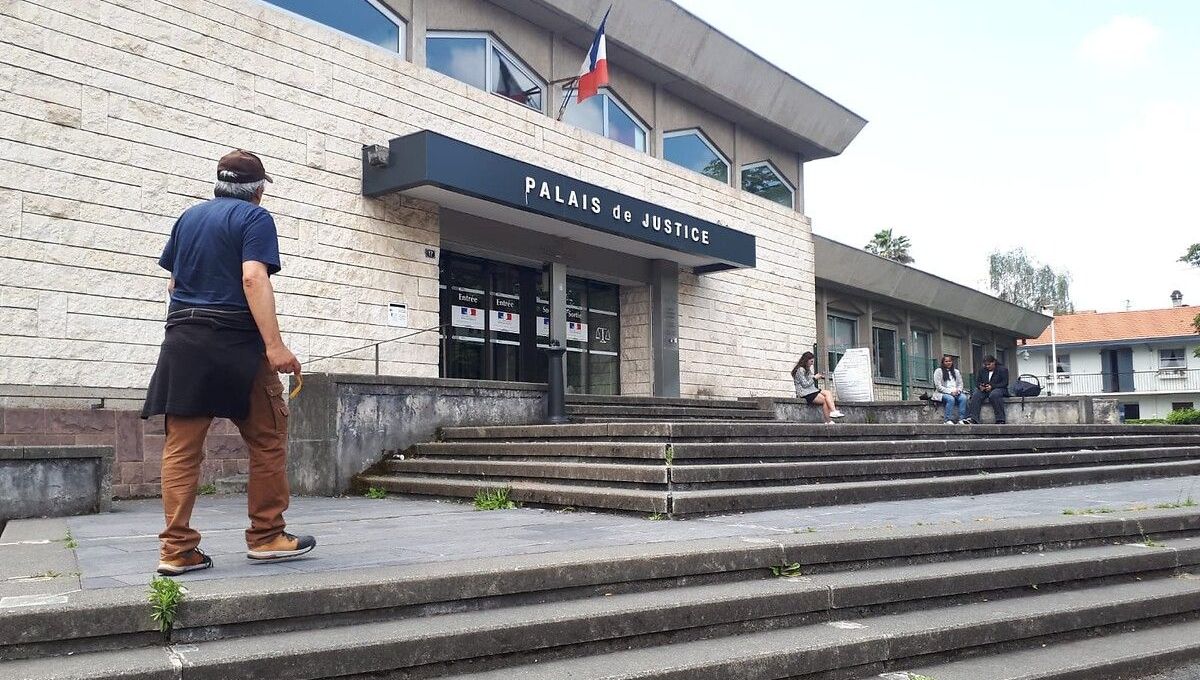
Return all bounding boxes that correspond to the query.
[566,394,775,422]
[7,510,1200,678]
[360,422,1200,515]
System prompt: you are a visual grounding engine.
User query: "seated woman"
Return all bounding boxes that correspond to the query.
[792,352,845,423]
[933,354,968,424]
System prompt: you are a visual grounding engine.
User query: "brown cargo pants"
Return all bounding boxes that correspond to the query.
[159,359,290,559]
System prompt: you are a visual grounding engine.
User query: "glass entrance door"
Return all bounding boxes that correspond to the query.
[439,251,620,393]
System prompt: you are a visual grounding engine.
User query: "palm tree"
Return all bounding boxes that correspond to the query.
[865,228,915,264]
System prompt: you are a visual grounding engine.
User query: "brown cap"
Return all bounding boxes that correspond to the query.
[216,149,273,184]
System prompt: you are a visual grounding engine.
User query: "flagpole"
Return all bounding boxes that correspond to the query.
[556,78,579,121]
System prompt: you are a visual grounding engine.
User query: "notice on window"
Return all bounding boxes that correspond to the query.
[452,305,485,330]
[567,321,589,343]
[832,347,874,402]
[537,316,550,337]
[492,310,520,334]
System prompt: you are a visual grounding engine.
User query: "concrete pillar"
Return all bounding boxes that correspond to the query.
[546,259,567,375]
[410,0,427,68]
[650,260,680,397]
[815,287,828,371]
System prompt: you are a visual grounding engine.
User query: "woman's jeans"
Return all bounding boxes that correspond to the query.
[936,392,968,420]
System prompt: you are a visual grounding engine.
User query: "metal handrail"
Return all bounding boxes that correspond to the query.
[1027,368,1200,396]
[305,323,452,375]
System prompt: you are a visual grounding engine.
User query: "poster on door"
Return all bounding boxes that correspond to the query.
[492,310,520,334]
[452,305,485,330]
[567,320,589,343]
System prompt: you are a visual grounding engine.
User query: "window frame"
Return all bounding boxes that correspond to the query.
[426,31,547,113]
[1048,353,1071,375]
[560,86,649,152]
[872,325,899,380]
[663,128,730,183]
[740,160,796,208]
[910,328,934,384]
[1159,347,1187,370]
[825,313,858,373]
[260,0,407,55]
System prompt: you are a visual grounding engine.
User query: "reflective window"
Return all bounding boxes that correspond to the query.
[873,326,898,379]
[826,314,857,372]
[264,0,404,53]
[562,88,647,152]
[664,130,729,183]
[427,33,544,111]
[741,161,794,208]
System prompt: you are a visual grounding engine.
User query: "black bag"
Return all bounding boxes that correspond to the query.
[1012,374,1042,398]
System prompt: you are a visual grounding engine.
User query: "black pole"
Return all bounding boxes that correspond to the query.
[545,341,568,424]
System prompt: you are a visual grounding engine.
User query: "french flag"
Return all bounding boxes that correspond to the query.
[576,8,611,103]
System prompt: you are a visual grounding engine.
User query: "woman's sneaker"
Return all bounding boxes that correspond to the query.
[829,410,846,419]
[247,532,316,562]
[944,420,955,425]
[157,548,213,576]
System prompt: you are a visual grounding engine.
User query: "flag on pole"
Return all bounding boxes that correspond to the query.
[575,7,611,103]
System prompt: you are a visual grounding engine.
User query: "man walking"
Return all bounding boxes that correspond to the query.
[142,150,315,575]
[965,355,1010,425]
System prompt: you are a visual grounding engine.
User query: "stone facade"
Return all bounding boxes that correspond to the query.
[0,0,815,402]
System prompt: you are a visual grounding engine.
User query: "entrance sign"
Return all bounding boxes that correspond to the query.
[362,131,757,272]
[453,306,484,330]
[831,347,874,402]
[492,310,520,334]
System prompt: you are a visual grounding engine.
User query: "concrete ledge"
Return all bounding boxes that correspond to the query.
[750,395,1119,425]
[0,446,113,522]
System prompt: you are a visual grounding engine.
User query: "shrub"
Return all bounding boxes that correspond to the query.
[1167,408,1200,425]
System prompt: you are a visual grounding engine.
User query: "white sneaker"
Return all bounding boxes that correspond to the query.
[829,410,846,419]
[944,420,955,425]
[823,420,835,425]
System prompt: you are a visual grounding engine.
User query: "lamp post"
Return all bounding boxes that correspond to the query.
[1041,305,1058,396]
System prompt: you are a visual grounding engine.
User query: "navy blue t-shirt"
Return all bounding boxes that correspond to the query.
[158,197,281,310]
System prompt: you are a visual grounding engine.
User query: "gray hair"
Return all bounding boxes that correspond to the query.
[213,178,266,200]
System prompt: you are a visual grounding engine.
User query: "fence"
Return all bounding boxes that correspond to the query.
[1024,369,1200,396]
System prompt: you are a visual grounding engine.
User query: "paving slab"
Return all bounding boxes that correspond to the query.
[0,476,1197,592]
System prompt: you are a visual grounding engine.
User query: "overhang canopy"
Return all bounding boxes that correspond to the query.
[362,131,757,272]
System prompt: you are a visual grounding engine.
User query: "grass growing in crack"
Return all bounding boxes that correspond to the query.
[197,483,217,496]
[148,576,185,635]
[474,487,518,511]
[770,563,803,578]
[63,529,78,549]
[664,445,674,466]
[364,487,388,500]
[1144,538,1168,548]
[907,674,936,680]
[1155,497,1197,510]
[646,513,666,521]
[1062,507,1116,516]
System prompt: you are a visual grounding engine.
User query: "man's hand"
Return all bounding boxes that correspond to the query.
[267,343,301,377]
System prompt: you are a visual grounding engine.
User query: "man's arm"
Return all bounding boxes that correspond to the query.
[242,261,301,376]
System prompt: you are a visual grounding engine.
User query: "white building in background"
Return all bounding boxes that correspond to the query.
[1017,292,1199,420]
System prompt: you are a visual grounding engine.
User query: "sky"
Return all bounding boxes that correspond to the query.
[674,0,1200,312]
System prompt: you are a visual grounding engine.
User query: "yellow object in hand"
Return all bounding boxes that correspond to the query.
[289,374,303,399]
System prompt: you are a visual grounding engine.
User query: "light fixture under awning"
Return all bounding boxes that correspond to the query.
[362,131,756,273]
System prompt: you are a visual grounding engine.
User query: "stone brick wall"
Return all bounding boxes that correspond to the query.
[0,407,247,498]
[0,0,816,401]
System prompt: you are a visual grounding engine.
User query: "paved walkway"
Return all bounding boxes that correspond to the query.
[29,475,1199,590]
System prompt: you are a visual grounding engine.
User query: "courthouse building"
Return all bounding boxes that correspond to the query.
[0,0,872,401]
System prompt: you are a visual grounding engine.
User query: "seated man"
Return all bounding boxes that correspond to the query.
[965,355,1009,424]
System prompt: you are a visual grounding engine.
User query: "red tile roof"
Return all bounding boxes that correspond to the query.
[1025,307,1199,346]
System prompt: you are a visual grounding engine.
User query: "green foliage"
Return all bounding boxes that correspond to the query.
[1125,418,1168,425]
[1181,243,1200,268]
[63,530,77,550]
[864,228,915,264]
[1154,498,1197,510]
[197,483,217,496]
[364,487,388,500]
[473,487,518,511]
[646,513,666,521]
[987,248,1073,314]
[770,563,803,577]
[148,576,185,635]
[1167,408,1200,425]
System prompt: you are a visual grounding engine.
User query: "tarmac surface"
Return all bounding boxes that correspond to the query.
[32,474,1200,589]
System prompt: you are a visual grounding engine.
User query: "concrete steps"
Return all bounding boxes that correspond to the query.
[565,396,775,423]
[7,511,1200,679]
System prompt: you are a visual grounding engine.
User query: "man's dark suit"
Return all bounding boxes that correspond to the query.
[967,364,1010,423]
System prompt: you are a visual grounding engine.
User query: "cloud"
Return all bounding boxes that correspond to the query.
[1076,16,1160,70]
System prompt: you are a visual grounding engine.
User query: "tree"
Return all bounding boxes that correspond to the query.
[864,228,915,264]
[987,248,1074,314]
[1181,243,1200,268]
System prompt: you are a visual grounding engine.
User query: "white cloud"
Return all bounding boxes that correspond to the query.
[1076,16,1160,70]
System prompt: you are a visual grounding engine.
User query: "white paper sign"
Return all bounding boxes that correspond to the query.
[452,305,485,330]
[567,321,589,343]
[387,303,408,328]
[537,316,550,337]
[491,310,520,334]
[831,347,874,402]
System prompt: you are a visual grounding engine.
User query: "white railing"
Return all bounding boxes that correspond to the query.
[1030,369,1200,396]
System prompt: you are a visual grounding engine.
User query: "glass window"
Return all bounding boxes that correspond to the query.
[1172,402,1195,412]
[427,33,544,111]
[663,130,729,182]
[1160,348,1187,369]
[826,314,857,372]
[1048,353,1071,374]
[562,88,647,152]
[265,0,404,52]
[741,161,794,207]
[873,326,898,379]
[911,329,933,383]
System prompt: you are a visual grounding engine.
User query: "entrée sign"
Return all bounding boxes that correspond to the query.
[523,177,711,246]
